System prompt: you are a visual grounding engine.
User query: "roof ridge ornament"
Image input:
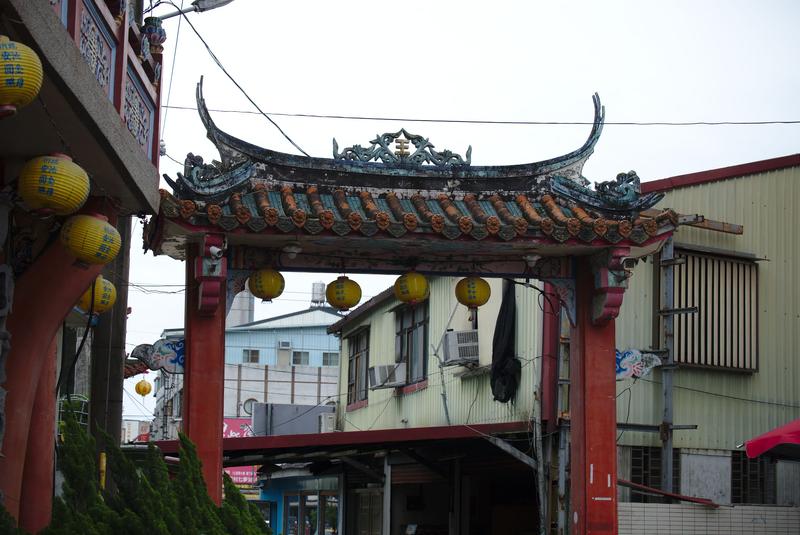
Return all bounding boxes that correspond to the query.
[550,171,665,215]
[333,128,472,168]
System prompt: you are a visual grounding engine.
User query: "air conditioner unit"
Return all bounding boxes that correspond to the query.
[442,330,480,366]
[319,412,336,433]
[368,363,406,389]
[278,340,292,350]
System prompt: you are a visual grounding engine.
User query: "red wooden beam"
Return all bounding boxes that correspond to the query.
[154,421,530,457]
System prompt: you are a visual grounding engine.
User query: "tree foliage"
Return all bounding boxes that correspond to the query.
[0,412,273,535]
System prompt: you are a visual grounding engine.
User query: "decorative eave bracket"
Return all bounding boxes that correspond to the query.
[194,234,227,315]
[590,247,631,325]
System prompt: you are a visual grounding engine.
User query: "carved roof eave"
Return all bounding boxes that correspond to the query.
[196,79,605,185]
[146,187,678,268]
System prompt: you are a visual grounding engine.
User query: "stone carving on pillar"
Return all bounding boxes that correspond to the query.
[194,234,227,315]
[590,247,631,325]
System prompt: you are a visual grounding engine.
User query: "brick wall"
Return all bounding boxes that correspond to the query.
[619,503,800,534]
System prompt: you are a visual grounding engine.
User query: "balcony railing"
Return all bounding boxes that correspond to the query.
[50,0,162,168]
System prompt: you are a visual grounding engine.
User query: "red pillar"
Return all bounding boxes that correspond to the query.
[18,336,58,533]
[570,260,618,534]
[0,240,107,518]
[183,240,226,504]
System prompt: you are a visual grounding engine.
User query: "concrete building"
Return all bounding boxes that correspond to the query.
[0,1,161,528]
[151,305,343,440]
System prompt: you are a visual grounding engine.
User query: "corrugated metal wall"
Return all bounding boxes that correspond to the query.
[616,166,800,449]
[338,277,540,431]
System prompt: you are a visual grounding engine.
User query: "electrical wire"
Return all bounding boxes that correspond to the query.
[56,282,95,395]
[636,377,800,409]
[158,1,310,156]
[160,104,800,127]
[159,0,184,138]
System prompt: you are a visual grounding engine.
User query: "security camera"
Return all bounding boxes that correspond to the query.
[622,257,638,270]
[208,245,224,260]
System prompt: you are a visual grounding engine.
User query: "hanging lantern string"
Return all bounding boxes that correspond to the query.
[36,94,72,156]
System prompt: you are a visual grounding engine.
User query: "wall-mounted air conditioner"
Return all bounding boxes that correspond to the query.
[319,412,336,433]
[278,340,292,350]
[442,330,480,366]
[368,363,406,389]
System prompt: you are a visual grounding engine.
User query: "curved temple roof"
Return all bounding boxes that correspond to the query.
[147,82,675,272]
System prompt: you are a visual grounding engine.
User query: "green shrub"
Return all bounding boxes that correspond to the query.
[16,412,273,535]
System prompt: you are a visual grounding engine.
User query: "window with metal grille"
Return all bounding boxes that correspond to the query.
[731,451,776,504]
[629,446,680,503]
[242,348,260,364]
[322,352,340,367]
[395,304,429,384]
[292,351,310,366]
[673,249,758,371]
[347,329,369,404]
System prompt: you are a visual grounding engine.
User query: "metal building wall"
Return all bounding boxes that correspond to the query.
[616,166,800,449]
[338,277,540,431]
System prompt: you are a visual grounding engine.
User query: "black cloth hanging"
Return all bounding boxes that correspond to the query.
[491,279,521,403]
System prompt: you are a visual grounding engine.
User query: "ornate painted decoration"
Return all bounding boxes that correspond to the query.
[616,349,661,380]
[333,128,471,168]
[123,74,151,151]
[79,8,111,92]
[131,338,185,374]
[141,17,167,55]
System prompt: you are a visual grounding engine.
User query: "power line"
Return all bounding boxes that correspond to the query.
[636,377,800,409]
[160,1,309,156]
[159,0,184,138]
[161,104,800,127]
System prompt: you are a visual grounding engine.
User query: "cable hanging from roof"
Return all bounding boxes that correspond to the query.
[159,1,310,156]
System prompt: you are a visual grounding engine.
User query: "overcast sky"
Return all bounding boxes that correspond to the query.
[122,0,800,418]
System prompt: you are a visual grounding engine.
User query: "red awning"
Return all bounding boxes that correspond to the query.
[745,418,800,460]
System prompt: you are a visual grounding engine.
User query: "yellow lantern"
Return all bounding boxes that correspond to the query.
[60,214,121,265]
[455,276,491,309]
[77,276,117,314]
[135,379,152,397]
[394,271,429,305]
[0,35,44,118]
[18,154,90,215]
[248,268,285,302]
[326,275,362,312]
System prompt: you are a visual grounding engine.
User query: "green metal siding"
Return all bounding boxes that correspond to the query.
[616,166,800,449]
[338,277,540,431]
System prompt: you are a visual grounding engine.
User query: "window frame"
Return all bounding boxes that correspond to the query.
[291,350,310,366]
[395,304,429,385]
[661,247,759,372]
[347,328,369,405]
[242,348,260,364]
[322,351,340,367]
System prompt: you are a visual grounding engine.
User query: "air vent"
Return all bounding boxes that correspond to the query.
[278,340,292,350]
[442,329,480,366]
[319,412,336,433]
[368,363,406,389]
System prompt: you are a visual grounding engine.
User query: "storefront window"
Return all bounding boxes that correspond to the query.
[285,491,339,535]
